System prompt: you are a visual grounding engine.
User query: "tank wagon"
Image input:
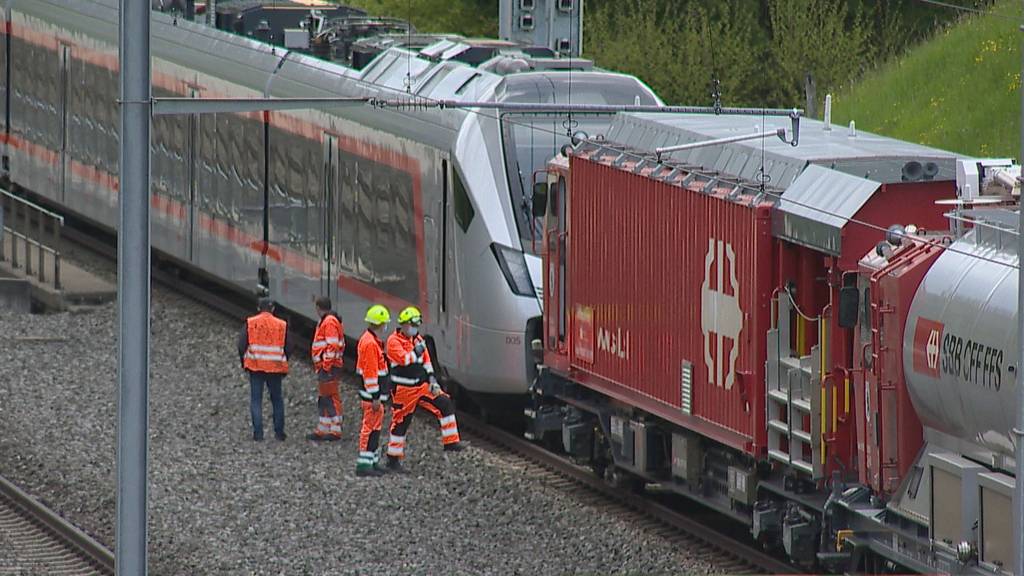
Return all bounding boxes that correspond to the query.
[529,113,1024,573]
[0,0,657,398]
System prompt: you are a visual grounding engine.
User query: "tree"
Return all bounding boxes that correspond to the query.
[765,0,871,109]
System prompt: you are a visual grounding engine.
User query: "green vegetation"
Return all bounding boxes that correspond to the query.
[832,0,1020,158]
[326,0,1017,157]
[333,0,498,36]
[581,0,988,110]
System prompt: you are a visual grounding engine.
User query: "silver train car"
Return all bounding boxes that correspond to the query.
[0,0,659,395]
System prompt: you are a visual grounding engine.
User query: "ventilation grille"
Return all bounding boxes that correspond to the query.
[680,360,693,415]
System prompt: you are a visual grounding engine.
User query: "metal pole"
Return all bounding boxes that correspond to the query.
[1015,2,1024,572]
[116,0,150,573]
[655,129,786,156]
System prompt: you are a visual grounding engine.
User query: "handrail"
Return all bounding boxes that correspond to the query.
[0,188,63,290]
[0,188,65,224]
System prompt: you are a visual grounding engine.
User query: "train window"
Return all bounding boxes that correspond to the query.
[453,167,475,233]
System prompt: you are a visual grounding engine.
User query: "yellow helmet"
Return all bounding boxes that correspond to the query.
[398,306,422,325]
[364,304,391,326]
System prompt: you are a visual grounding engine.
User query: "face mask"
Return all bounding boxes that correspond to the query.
[406,326,420,337]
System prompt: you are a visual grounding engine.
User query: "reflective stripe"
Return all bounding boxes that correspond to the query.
[248,344,285,353]
[439,415,457,426]
[441,427,459,438]
[363,377,379,385]
[359,451,376,459]
[391,375,419,385]
[377,370,388,376]
[424,363,434,374]
[404,351,416,365]
[386,435,406,457]
[245,352,287,362]
[356,458,374,465]
[365,383,380,394]
[358,390,374,400]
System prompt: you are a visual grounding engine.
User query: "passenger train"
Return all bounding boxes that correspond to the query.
[1,0,658,396]
[7,2,1023,573]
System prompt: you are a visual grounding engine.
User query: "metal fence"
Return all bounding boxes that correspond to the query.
[0,189,63,289]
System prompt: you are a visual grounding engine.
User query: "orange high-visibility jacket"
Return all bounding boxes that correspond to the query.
[311,313,344,373]
[356,330,387,401]
[243,312,289,374]
[386,331,434,386]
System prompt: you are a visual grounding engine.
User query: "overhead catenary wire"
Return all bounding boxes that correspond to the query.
[167,14,1018,271]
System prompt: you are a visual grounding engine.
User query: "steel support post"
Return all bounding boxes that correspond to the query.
[116,0,151,574]
[1015,3,1024,572]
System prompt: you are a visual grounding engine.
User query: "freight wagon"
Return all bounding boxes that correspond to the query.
[524,112,1010,573]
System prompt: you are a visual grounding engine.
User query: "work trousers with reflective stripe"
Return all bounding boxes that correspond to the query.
[312,377,342,439]
[387,383,431,459]
[357,400,384,468]
[417,390,461,445]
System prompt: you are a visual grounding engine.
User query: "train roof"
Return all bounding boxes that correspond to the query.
[607,113,961,188]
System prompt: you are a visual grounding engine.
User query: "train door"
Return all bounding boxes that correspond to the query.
[57,43,70,201]
[321,133,339,303]
[186,86,200,261]
[435,158,453,342]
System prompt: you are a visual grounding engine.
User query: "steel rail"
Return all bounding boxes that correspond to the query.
[0,474,115,575]
[458,413,803,575]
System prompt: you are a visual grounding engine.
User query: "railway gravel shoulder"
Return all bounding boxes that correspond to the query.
[460,413,802,575]
[0,236,726,575]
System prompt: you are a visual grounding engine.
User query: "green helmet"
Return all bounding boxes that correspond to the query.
[398,306,422,325]
[364,304,391,326]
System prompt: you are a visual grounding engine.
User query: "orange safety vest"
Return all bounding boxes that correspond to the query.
[311,313,344,372]
[356,330,387,400]
[386,331,434,386]
[243,312,289,374]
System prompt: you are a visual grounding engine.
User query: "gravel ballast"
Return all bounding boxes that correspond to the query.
[0,257,717,575]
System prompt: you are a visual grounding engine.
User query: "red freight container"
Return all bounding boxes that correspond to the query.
[564,152,775,455]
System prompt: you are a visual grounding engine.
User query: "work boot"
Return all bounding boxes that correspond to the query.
[443,442,465,452]
[275,432,287,441]
[385,456,407,474]
[355,466,384,478]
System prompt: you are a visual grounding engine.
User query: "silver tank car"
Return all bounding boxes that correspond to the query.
[903,213,1019,464]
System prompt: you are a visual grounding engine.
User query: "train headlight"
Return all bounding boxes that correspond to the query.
[491,243,536,298]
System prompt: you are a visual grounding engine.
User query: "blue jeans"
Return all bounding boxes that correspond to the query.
[249,372,285,439]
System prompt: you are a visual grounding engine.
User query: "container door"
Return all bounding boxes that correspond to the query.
[321,133,338,302]
[545,174,567,351]
[58,44,70,201]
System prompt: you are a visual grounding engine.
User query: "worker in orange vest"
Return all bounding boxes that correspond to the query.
[237,297,290,441]
[308,296,344,441]
[355,304,391,477]
[384,306,462,473]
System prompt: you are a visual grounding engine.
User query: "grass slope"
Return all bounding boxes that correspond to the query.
[832,0,1020,158]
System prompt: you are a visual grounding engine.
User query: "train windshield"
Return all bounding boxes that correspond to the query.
[498,75,658,254]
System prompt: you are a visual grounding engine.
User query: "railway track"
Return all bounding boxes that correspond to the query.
[0,475,114,575]
[61,217,800,575]
[459,413,802,575]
